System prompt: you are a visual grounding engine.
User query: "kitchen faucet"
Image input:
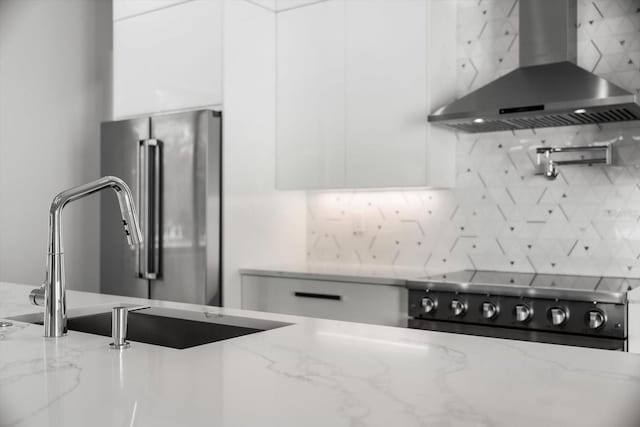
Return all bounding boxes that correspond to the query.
[535,144,611,180]
[29,176,142,337]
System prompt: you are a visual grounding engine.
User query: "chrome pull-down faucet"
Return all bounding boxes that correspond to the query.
[29,176,143,338]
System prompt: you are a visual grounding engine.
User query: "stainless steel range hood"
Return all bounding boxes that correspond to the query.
[428,0,640,133]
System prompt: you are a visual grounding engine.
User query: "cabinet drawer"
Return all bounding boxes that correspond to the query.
[241,275,407,327]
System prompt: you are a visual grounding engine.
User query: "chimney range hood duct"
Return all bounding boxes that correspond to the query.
[428,0,640,133]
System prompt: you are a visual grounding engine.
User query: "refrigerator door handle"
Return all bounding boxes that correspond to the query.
[138,139,161,280]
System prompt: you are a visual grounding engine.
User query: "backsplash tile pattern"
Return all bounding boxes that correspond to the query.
[307,0,640,278]
[456,0,519,96]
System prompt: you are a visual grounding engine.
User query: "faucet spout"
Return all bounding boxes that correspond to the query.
[113,182,143,250]
[36,176,142,337]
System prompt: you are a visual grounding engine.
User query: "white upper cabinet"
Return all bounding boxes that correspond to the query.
[113,0,188,21]
[425,0,457,188]
[345,0,427,188]
[276,0,346,189]
[275,0,323,12]
[113,0,222,118]
[276,0,457,190]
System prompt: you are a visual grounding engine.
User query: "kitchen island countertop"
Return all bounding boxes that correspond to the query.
[2,281,640,427]
[239,264,432,286]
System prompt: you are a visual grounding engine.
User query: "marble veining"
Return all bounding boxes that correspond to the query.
[2,282,640,426]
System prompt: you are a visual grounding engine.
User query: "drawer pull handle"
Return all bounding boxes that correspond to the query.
[293,292,342,301]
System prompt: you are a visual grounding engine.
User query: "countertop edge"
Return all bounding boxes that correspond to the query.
[239,267,413,286]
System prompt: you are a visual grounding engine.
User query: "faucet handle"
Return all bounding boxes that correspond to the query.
[109,307,131,350]
[29,285,45,306]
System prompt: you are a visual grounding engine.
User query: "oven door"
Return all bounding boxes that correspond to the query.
[409,318,627,351]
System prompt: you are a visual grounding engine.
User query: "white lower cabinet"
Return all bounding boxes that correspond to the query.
[241,275,407,327]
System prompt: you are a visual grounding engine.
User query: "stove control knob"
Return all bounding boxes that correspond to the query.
[549,307,568,326]
[450,299,466,317]
[421,297,436,314]
[587,310,605,329]
[514,304,532,323]
[482,302,498,320]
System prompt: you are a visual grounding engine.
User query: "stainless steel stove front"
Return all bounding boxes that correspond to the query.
[407,271,629,351]
[407,318,626,351]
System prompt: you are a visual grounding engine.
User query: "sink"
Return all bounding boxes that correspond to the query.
[10,306,291,349]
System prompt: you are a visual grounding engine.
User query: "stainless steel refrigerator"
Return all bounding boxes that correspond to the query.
[100,109,221,306]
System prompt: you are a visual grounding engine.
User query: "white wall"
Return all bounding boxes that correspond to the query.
[222,0,306,307]
[0,0,112,292]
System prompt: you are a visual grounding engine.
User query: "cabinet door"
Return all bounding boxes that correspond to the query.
[242,275,407,327]
[113,0,222,118]
[276,0,346,190]
[275,0,456,190]
[628,301,640,354]
[425,0,457,188]
[113,0,187,21]
[344,0,428,188]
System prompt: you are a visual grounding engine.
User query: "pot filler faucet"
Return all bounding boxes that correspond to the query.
[29,176,143,338]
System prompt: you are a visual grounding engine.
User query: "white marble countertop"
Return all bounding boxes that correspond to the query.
[239,264,434,286]
[3,282,640,427]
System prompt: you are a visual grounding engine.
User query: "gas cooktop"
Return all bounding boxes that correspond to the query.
[416,270,640,298]
[407,269,632,349]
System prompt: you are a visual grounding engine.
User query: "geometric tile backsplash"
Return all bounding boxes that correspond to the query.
[307,0,640,278]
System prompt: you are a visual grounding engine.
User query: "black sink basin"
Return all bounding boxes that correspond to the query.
[69,309,266,349]
[15,306,290,349]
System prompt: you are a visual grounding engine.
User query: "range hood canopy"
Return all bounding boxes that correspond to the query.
[428,0,640,133]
